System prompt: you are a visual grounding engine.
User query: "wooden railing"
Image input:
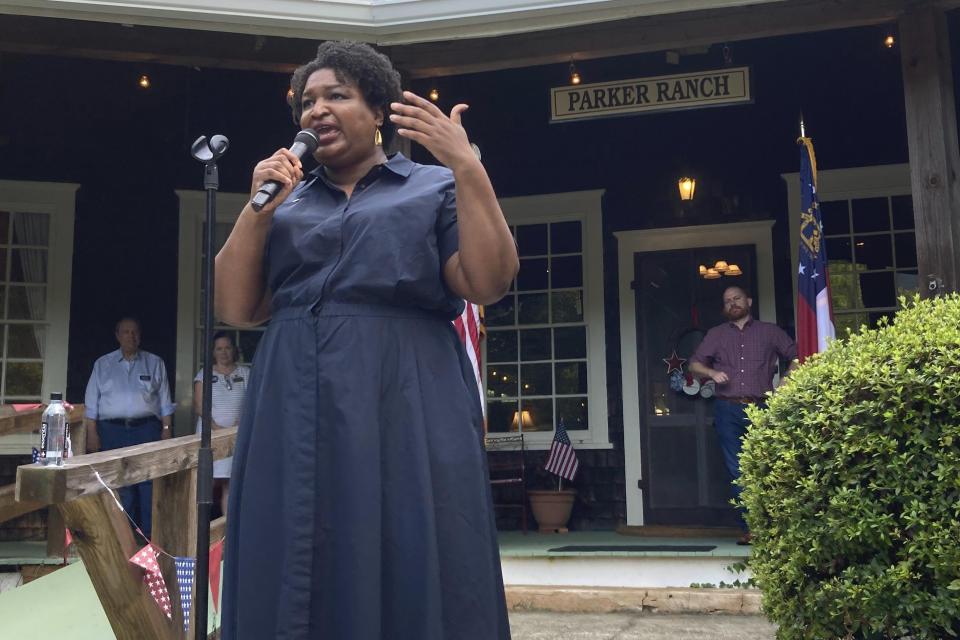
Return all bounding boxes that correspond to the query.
[14,419,236,640]
[0,404,87,557]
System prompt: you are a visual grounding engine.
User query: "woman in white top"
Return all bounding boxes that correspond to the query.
[193,331,250,516]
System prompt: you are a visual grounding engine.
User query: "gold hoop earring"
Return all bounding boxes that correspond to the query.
[374,127,383,146]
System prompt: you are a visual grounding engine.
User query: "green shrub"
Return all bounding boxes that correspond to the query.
[740,294,960,640]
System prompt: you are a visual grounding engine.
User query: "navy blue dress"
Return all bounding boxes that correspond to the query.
[221,153,510,639]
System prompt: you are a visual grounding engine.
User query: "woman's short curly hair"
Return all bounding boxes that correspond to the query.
[288,41,403,149]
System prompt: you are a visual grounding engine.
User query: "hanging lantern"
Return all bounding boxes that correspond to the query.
[714,260,729,272]
[725,264,743,276]
[678,177,696,200]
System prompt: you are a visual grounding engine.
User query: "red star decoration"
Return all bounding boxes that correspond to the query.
[663,350,686,374]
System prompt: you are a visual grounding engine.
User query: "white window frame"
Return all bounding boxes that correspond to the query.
[174,190,252,430]
[492,189,610,450]
[0,180,78,454]
[782,163,912,328]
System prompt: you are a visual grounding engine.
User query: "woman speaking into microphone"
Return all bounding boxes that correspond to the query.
[215,41,518,639]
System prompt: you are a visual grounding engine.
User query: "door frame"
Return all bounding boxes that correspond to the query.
[615,221,777,526]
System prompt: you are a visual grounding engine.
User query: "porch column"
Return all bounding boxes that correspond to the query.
[899,3,960,296]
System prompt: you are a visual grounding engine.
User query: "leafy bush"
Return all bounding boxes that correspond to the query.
[739,295,960,640]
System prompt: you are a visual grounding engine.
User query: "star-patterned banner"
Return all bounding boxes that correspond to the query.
[209,539,224,613]
[130,544,173,619]
[175,556,196,633]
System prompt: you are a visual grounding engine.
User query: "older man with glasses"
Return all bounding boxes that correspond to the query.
[84,316,174,539]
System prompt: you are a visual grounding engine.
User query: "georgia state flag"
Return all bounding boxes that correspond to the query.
[796,137,835,362]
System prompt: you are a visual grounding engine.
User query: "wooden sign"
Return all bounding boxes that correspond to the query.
[550,66,752,122]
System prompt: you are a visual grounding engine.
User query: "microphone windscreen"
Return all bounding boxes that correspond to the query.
[293,129,319,154]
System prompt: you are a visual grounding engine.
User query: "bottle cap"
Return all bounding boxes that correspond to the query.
[50,391,63,401]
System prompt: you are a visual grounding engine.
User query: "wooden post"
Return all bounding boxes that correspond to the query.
[153,469,198,638]
[0,482,43,523]
[58,491,178,640]
[47,418,89,558]
[45,506,66,558]
[899,2,960,296]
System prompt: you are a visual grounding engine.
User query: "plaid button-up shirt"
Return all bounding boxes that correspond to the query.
[691,317,797,399]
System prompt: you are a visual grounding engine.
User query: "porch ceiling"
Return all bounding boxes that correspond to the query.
[0,0,958,78]
[0,0,786,44]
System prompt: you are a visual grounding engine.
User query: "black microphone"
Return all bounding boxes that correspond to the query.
[250,129,320,212]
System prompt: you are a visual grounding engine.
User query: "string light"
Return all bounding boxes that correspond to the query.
[569,61,581,85]
[884,35,896,48]
[138,75,150,88]
[429,88,439,101]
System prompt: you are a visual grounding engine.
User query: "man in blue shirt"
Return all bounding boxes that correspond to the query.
[84,316,174,538]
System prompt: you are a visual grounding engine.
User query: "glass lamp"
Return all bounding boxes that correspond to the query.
[510,410,533,431]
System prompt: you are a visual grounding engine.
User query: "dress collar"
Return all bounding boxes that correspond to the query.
[308,151,414,182]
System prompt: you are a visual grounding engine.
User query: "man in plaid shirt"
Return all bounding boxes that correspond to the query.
[689,286,797,544]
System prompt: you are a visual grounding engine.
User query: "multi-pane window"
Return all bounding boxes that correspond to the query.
[0,211,49,402]
[194,221,265,368]
[819,195,917,334]
[484,221,588,434]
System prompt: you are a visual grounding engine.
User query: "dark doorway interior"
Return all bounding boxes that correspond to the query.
[634,244,759,526]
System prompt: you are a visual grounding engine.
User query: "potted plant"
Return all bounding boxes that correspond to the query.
[528,418,579,534]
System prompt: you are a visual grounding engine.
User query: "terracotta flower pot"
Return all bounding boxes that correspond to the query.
[528,488,576,534]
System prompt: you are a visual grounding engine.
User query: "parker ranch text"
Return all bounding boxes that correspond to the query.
[551,67,751,122]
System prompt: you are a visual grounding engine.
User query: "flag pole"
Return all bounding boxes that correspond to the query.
[800,112,806,138]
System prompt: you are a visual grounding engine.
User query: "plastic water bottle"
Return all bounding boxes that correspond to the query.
[40,392,67,466]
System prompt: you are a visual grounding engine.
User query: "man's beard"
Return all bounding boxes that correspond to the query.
[724,305,749,321]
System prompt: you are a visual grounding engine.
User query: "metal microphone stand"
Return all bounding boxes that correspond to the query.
[190,133,229,640]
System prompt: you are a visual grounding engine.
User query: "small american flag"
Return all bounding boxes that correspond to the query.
[32,447,41,463]
[453,302,485,417]
[544,418,579,481]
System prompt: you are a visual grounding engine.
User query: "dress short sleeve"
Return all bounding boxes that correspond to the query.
[436,183,459,266]
[193,369,203,383]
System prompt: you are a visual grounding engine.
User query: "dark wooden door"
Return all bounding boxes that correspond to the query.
[634,245,758,526]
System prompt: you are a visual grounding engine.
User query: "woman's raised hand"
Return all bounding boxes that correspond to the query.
[390,91,478,171]
[248,148,304,213]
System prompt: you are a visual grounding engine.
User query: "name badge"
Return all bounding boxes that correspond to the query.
[232,376,244,383]
[139,375,152,381]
